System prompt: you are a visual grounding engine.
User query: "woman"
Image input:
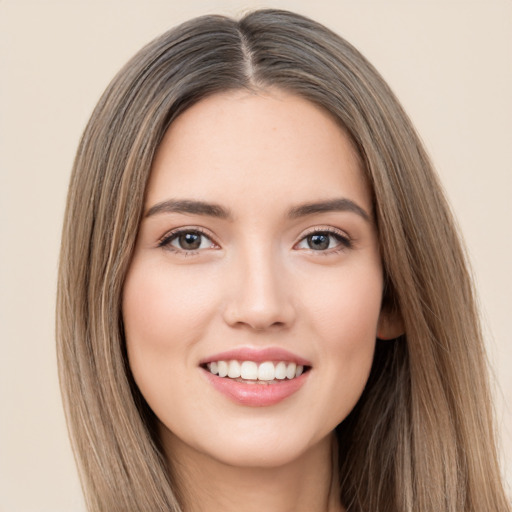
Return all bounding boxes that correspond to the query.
[56,9,511,512]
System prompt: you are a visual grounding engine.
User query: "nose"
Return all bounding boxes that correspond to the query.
[222,247,296,331]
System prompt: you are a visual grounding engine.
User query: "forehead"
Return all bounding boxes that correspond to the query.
[146,89,371,214]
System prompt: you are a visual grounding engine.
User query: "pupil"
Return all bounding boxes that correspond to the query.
[180,232,201,250]
[308,234,329,250]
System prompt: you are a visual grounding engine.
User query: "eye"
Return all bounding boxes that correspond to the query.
[159,229,217,253]
[295,229,352,252]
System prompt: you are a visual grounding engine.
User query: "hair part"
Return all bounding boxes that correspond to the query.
[57,9,510,511]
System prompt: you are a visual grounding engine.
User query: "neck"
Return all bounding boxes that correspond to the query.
[162,431,344,512]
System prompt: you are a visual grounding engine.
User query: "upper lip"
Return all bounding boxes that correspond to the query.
[199,347,312,367]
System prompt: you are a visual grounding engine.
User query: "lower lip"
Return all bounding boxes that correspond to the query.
[202,369,309,407]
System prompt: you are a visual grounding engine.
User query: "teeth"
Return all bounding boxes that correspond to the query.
[285,362,297,379]
[206,360,307,381]
[217,360,228,378]
[275,361,287,379]
[227,360,241,378]
[258,361,275,381]
[240,361,258,380]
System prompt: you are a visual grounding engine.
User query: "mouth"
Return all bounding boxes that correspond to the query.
[202,360,310,384]
[199,348,312,406]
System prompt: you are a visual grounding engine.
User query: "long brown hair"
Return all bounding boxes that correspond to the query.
[56,9,510,511]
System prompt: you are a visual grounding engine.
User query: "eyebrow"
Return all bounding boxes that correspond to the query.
[145,197,370,222]
[145,199,232,219]
[287,198,371,222]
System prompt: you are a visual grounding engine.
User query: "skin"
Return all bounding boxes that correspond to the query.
[122,89,400,512]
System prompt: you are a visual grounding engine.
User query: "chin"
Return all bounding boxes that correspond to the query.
[209,440,313,469]
[159,417,334,471]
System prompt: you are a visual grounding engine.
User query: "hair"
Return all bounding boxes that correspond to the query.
[56,9,510,512]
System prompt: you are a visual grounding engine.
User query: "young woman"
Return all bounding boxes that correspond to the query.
[56,9,511,512]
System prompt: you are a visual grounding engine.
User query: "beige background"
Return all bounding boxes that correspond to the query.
[1,1,510,510]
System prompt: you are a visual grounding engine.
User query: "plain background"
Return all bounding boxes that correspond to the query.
[1,1,510,510]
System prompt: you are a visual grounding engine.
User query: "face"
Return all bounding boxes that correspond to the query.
[122,89,396,469]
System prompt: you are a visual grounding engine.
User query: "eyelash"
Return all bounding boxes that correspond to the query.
[157,227,353,255]
[295,227,353,254]
[158,227,217,255]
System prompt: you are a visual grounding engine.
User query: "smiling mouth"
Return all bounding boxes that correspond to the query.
[202,360,310,384]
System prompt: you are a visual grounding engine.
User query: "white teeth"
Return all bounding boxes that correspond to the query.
[286,362,297,379]
[206,360,307,381]
[240,361,258,380]
[227,360,241,378]
[275,361,287,379]
[258,361,275,381]
[217,360,228,377]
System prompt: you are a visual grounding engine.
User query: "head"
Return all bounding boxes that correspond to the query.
[57,9,507,512]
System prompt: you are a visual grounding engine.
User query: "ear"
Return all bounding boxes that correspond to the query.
[377,307,404,340]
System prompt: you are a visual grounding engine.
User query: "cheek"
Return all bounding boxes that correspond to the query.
[123,262,215,348]
[300,260,383,420]
[121,260,219,396]
[304,258,383,347]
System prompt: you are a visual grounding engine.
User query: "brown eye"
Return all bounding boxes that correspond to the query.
[177,232,202,250]
[295,230,352,252]
[307,234,330,250]
[159,229,215,252]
